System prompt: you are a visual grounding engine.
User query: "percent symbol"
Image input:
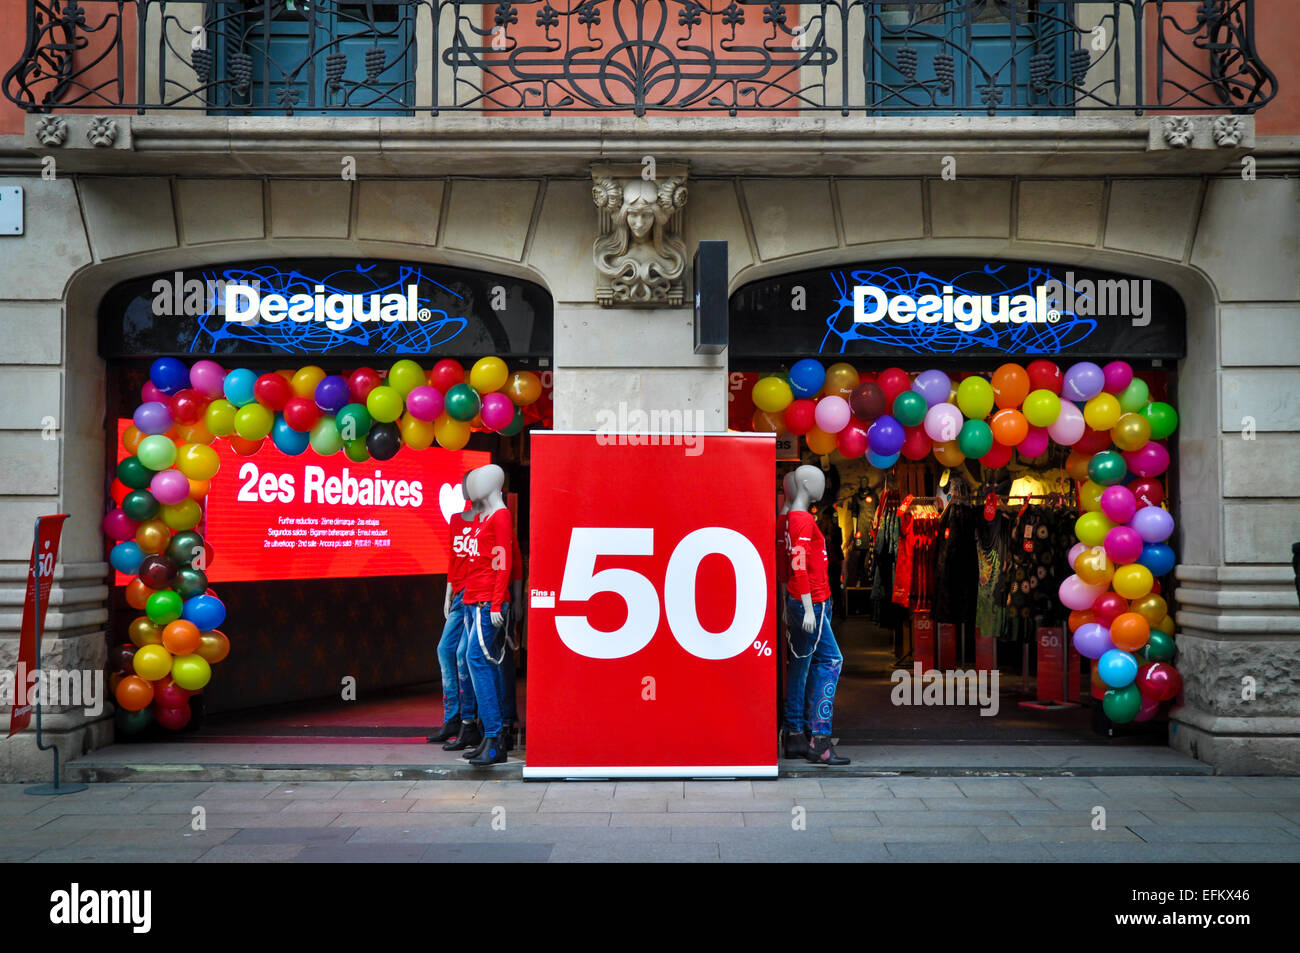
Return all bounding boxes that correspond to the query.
[752,639,772,657]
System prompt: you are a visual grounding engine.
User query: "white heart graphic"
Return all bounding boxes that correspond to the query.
[438,482,466,523]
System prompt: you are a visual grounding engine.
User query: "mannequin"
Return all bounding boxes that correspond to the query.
[431,473,485,749]
[781,463,849,766]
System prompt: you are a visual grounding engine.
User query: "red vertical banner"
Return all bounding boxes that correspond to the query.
[9,515,68,736]
[1036,626,1066,703]
[912,612,935,670]
[525,432,776,778]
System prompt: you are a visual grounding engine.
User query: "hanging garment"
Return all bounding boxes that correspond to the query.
[974,511,1008,641]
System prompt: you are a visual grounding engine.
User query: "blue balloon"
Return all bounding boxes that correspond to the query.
[110,541,144,575]
[866,450,900,469]
[788,359,825,399]
[271,414,311,456]
[867,414,906,456]
[150,357,190,395]
[223,368,258,407]
[182,594,226,631]
[1098,648,1139,688]
[1138,543,1176,577]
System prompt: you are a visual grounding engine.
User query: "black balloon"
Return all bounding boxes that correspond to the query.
[849,381,887,421]
[108,642,137,675]
[166,530,204,568]
[172,567,208,600]
[366,422,402,461]
[138,554,178,589]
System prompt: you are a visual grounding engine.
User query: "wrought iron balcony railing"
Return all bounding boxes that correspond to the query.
[3,0,1278,117]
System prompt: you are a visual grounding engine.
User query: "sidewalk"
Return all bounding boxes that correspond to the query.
[4,775,1298,863]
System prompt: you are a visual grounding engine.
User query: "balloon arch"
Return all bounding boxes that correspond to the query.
[747,358,1182,724]
[104,357,547,734]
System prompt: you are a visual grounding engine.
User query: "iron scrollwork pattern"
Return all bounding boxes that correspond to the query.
[3,1,1280,116]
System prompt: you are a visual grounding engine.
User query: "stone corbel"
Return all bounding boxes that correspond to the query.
[591,161,689,308]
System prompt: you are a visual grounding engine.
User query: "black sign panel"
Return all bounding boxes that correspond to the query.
[99,259,553,359]
[729,259,1186,362]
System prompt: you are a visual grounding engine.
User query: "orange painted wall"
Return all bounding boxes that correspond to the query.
[1,0,28,134]
[1253,0,1299,135]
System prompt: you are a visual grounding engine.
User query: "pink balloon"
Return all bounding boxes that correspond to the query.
[189,360,227,399]
[1125,442,1171,478]
[102,509,138,542]
[1102,361,1134,395]
[404,385,445,422]
[1046,401,1085,446]
[1104,526,1144,565]
[1099,485,1137,524]
[480,392,516,431]
[1067,542,1087,568]
[150,469,191,505]
[1017,425,1050,458]
[836,422,869,458]
[1058,574,1109,611]
[923,402,963,443]
[154,703,192,731]
[141,381,166,404]
[1134,695,1161,722]
[814,395,851,434]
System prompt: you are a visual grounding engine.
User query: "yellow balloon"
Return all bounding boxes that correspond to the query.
[1078,479,1105,513]
[1074,547,1114,586]
[399,414,435,450]
[1074,511,1113,547]
[1111,412,1152,452]
[753,377,794,414]
[433,413,471,451]
[933,439,966,467]
[1083,393,1122,431]
[176,443,220,481]
[388,359,426,397]
[822,363,860,399]
[805,427,837,455]
[132,644,173,682]
[1113,563,1155,600]
[1130,593,1168,628]
[136,519,172,555]
[205,399,237,437]
[160,498,202,531]
[469,356,509,394]
[505,371,542,406]
[291,365,327,400]
[233,403,273,440]
[1157,615,1175,636]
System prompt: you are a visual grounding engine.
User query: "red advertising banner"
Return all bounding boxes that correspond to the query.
[114,419,488,583]
[912,612,935,670]
[1036,625,1066,703]
[10,514,68,736]
[525,431,776,778]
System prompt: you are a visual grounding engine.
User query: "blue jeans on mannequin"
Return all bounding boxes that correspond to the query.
[464,601,510,738]
[437,590,475,723]
[783,595,843,736]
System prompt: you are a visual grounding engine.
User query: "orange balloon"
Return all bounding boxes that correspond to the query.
[129,616,164,647]
[751,408,783,433]
[122,425,144,454]
[992,364,1030,410]
[933,439,966,467]
[1110,612,1151,652]
[125,578,153,610]
[177,420,215,446]
[805,427,837,455]
[187,478,210,501]
[1065,450,1092,482]
[1074,546,1114,586]
[135,519,172,555]
[162,619,202,655]
[1068,609,1095,632]
[197,629,231,664]
[115,675,155,712]
[990,408,1029,447]
[228,435,265,456]
[505,371,542,407]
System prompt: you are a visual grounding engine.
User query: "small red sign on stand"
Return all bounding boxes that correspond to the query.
[10,515,68,737]
[912,612,935,670]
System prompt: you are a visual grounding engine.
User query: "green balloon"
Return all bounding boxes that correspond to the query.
[1140,629,1176,663]
[121,489,160,522]
[444,383,481,423]
[957,419,994,458]
[499,406,526,437]
[1143,401,1179,440]
[145,589,183,626]
[115,705,154,736]
[1087,450,1128,486]
[1118,378,1149,414]
[137,434,177,470]
[117,456,154,490]
[335,404,372,443]
[166,530,204,568]
[343,437,370,463]
[309,416,343,456]
[956,376,995,420]
[892,391,928,427]
[1102,683,1143,724]
[172,567,208,600]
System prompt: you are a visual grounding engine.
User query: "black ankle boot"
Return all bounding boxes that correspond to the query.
[461,728,490,759]
[426,716,461,744]
[501,722,516,754]
[805,735,850,766]
[469,736,507,766]
[781,726,810,759]
[443,719,481,751]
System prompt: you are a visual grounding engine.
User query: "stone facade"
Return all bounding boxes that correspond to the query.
[0,116,1297,777]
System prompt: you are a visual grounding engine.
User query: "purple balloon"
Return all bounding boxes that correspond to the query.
[1099,485,1137,524]
[1130,505,1174,544]
[912,370,952,407]
[1062,362,1105,402]
[1104,526,1144,565]
[1102,361,1133,395]
[133,401,173,436]
[314,375,351,414]
[923,402,963,443]
[1126,442,1171,478]
[867,414,905,456]
[404,385,445,422]
[150,469,190,505]
[1073,622,1115,660]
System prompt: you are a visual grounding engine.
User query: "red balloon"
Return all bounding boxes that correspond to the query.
[154,703,192,731]
[783,399,817,436]
[228,435,265,456]
[849,382,887,421]
[348,367,382,404]
[1130,479,1165,508]
[253,373,293,411]
[836,422,869,459]
[877,368,911,406]
[153,675,191,709]
[980,442,1013,468]
[1093,591,1129,626]
[1026,360,1062,394]
[900,425,932,462]
[1137,662,1182,702]
[169,388,206,425]
[1073,426,1114,455]
[430,360,464,393]
[282,396,321,433]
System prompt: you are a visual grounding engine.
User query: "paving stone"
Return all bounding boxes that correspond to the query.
[1129,825,1300,844]
[614,782,684,798]
[406,797,504,812]
[69,828,237,848]
[140,799,290,815]
[347,825,669,845]
[0,846,42,860]
[720,841,887,862]
[113,782,214,800]
[292,843,429,862]
[1046,796,1192,812]
[883,843,1054,862]
[1175,797,1300,813]
[539,782,616,800]
[755,779,825,796]
[745,810,875,830]
[1207,842,1300,862]
[874,810,1018,827]
[420,843,555,862]
[334,811,480,828]
[798,797,926,812]
[263,782,350,799]
[979,826,1145,844]
[953,780,1035,798]
[540,797,666,813]
[0,815,80,832]
[818,779,897,798]
[33,813,193,832]
[1136,811,1298,827]
[280,799,415,814]
[476,812,609,828]
[667,826,833,844]
[206,812,341,829]
[0,799,45,815]
[919,798,1054,812]
[198,844,307,862]
[195,782,285,800]
[28,798,187,818]
[883,780,964,798]
[227,826,359,845]
[1226,778,1300,797]
[547,843,720,863]
[1010,810,1154,828]
[337,781,418,798]
[685,781,754,797]
[831,827,987,844]
[610,812,743,827]
[401,780,486,798]
[669,797,792,813]
[1043,843,1223,862]
[30,846,211,863]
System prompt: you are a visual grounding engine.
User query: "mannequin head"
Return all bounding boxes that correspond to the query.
[458,469,481,519]
[464,464,505,510]
[789,464,826,512]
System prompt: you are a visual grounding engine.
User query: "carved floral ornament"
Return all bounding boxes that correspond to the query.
[592,163,688,308]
